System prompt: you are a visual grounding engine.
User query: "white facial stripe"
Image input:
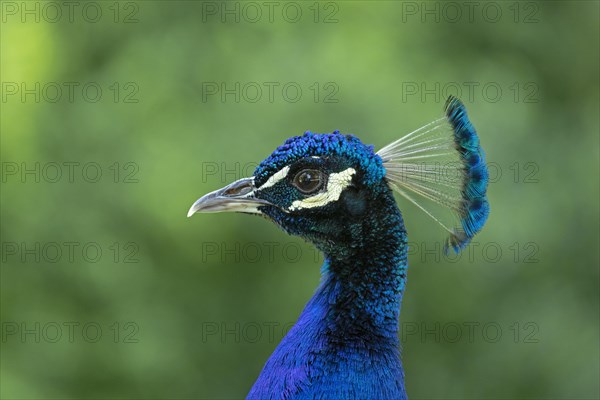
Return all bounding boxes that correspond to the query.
[289,168,356,211]
[258,166,290,190]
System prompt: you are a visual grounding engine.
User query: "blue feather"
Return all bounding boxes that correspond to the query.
[377,96,490,254]
[444,96,490,253]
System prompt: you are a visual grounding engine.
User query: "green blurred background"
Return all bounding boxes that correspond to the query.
[1,1,598,399]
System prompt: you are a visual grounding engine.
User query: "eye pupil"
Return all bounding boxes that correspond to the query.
[294,169,324,193]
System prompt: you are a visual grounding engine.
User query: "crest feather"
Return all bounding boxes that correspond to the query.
[377,96,490,253]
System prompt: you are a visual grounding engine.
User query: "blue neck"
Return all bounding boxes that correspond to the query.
[248,191,409,399]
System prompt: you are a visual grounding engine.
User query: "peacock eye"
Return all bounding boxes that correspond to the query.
[292,169,325,194]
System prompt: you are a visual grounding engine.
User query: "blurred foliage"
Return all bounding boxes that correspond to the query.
[1,1,599,399]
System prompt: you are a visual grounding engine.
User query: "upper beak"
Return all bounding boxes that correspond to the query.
[187,177,273,217]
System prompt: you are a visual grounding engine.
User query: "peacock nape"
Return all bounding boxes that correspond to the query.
[188,96,489,400]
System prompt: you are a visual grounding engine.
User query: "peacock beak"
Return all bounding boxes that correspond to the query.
[187,177,273,217]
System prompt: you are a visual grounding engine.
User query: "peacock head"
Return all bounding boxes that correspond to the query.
[187,132,392,256]
[188,97,490,255]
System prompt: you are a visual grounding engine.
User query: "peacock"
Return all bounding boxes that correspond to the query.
[188,96,489,399]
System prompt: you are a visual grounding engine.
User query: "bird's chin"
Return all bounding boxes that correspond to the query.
[257,207,311,239]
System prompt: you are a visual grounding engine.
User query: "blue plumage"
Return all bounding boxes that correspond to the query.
[187,97,490,399]
[444,96,490,252]
[249,134,408,399]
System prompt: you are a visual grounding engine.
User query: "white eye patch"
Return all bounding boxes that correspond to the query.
[288,168,356,211]
[257,166,290,190]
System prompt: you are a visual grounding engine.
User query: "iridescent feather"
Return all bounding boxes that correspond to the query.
[377,96,490,253]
